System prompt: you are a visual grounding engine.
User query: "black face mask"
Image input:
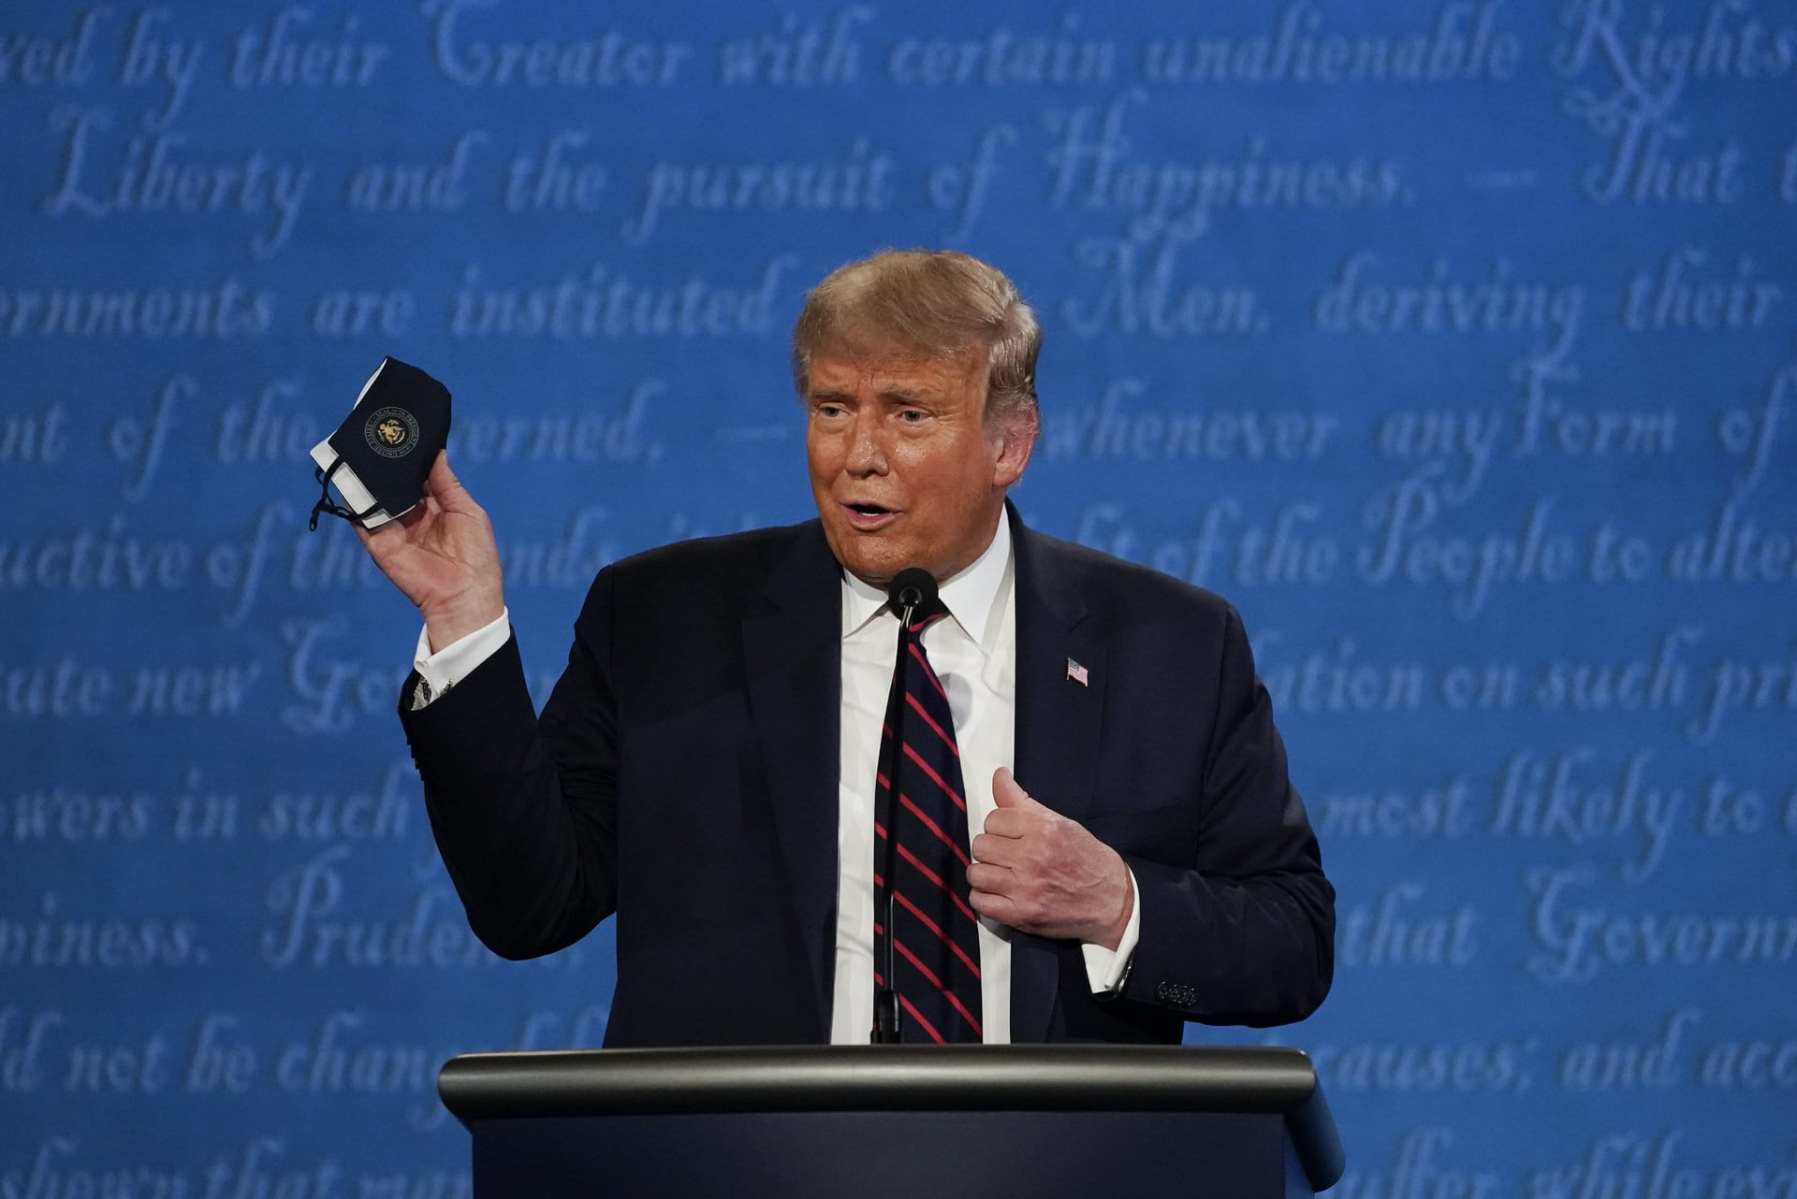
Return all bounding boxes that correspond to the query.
[308,357,452,531]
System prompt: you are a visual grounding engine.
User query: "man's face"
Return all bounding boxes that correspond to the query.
[805,342,1033,588]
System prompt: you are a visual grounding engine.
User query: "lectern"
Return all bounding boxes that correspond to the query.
[439,1045,1343,1197]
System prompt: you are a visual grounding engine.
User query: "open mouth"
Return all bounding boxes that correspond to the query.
[842,502,899,529]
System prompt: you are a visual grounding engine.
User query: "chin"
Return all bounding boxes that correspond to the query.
[841,553,900,587]
[842,540,915,586]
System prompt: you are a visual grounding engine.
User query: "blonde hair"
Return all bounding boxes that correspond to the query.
[790,249,1041,427]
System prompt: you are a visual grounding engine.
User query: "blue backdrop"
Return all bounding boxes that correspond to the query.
[3,1,1795,1192]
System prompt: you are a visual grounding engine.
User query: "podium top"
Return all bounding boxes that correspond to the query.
[438,1044,1342,1190]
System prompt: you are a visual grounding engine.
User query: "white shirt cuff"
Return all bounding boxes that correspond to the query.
[1081,865,1141,994]
[410,608,511,710]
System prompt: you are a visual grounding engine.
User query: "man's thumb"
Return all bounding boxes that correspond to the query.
[993,767,1033,807]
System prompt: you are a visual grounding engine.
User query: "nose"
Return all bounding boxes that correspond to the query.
[844,406,888,478]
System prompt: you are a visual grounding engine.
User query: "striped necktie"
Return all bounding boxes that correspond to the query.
[873,605,984,1043]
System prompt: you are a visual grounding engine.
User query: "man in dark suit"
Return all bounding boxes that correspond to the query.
[364,250,1333,1047]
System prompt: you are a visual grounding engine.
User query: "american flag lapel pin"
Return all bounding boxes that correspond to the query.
[1066,658,1089,687]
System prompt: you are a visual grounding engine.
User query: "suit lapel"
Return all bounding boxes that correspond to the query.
[1008,503,1107,1043]
[741,522,842,1041]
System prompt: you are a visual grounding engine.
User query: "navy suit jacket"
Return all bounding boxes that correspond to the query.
[399,505,1333,1047]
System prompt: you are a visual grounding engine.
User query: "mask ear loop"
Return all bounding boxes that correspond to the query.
[308,458,382,531]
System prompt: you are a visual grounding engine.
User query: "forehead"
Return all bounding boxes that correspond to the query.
[806,342,986,397]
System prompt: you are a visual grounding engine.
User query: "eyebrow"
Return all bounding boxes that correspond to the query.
[808,386,941,405]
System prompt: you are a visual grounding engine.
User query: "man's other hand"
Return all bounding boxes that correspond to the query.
[967,767,1133,949]
[355,450,505,650]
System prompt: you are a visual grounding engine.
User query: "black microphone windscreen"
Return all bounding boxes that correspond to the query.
[888,567,938,615]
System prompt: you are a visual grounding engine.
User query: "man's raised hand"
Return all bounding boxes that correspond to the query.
[355,450,506,651]
[966,767,1134,949]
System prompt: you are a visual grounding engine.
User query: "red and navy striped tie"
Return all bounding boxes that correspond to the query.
[874,606,983,1044]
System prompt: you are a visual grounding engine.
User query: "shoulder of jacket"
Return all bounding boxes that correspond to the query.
[1019,523,1237,628]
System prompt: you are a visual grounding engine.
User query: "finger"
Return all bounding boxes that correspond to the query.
[992,766,1036,809]
[968,890,1020,926]
[980,808,1030,839]
[965,862,1013,894]
[970,832,1022,865]
[428,450,474,508]
[429,449,458,492]
[392,491,441,534]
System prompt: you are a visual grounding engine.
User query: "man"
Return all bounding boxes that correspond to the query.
[363,249,1333,1047]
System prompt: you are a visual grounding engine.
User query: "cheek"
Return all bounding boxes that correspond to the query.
[806,435,837,482]
[913,442,989,497]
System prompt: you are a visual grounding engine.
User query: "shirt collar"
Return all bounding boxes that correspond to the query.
[840,513,1012,651]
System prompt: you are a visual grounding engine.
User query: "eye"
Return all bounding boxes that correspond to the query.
[897,408,929,424]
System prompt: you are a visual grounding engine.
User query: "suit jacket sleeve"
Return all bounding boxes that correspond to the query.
[397,568,621,960]
[1115,603,1334,1026]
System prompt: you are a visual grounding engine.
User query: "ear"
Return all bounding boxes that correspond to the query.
[989,410,1037,490]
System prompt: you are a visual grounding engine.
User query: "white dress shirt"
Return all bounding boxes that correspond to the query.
[411,516,1140,1043]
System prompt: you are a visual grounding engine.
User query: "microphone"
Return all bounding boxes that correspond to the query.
[872,567,937,1044]
[888,567,938,627]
